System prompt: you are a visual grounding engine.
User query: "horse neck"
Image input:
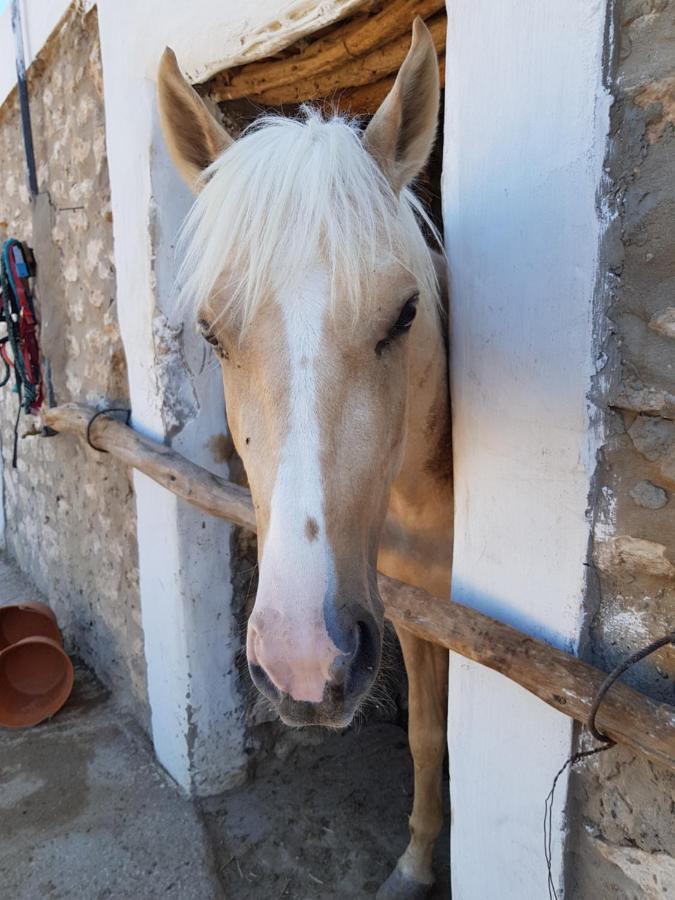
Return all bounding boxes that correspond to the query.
[378,276,453,598]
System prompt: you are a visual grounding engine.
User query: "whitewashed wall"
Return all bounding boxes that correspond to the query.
[442,1,611,897]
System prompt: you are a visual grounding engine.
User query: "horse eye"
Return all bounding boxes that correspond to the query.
[197,318,219,347]
[393,296,418,332]
[375,295,419,356]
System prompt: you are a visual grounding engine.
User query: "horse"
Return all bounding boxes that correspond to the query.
[157,18,452,898]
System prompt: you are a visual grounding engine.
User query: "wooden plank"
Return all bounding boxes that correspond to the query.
[41,402,675,772]
[334,55,445,115]
[208,0,446,102]
[246,12,446,106]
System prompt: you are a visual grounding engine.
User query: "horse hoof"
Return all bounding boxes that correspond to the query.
[376,867,434,900]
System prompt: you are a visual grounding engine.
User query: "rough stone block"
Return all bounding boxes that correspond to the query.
[594,535,675,578]
[629,480,668,508]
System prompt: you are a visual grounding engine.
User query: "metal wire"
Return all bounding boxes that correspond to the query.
[86,407,131,453]
[587,631,675,742]
[544,630,675,899]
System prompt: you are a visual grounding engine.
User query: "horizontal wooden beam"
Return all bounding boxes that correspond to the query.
[378,579,675,772]
[208,0,446,102]
[335,55,445,115]
[245,12,447,107]
[41,403,675,773]
[43,403,256,530]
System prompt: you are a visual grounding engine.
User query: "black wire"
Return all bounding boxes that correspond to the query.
[11,381,21,469]
[587,631,675,742]
[11,0,38,197]
[544,631,675,899]
[86,407,132,453]
[544,744,612,900]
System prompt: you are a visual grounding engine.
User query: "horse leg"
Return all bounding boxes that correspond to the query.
[378,627,449,899]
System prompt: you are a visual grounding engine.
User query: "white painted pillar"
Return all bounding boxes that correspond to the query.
[95,0,366,795]
[96,7,248,796]
[442,1,611,896]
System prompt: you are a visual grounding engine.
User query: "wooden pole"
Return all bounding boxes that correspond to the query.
[43,403,256,530]
[41,403,675,773]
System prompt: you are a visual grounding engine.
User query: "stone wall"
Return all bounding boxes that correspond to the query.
[0,5,147,725]
[567,2,675,896]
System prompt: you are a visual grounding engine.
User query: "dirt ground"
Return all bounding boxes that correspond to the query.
[0,667,449,899]
[201,725,450,899]
[0,556,449,900]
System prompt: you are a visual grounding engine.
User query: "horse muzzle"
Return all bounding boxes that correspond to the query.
[247,614,382,727]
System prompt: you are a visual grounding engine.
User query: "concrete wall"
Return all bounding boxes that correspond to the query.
[567,2,675,896]
[0,4,146,724]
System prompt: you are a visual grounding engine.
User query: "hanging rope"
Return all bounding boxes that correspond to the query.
[0,239,43,467]
[544,631,675,899]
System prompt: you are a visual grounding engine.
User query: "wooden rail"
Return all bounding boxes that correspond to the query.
[42,403,675,773]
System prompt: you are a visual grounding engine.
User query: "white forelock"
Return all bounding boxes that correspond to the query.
[177,106,441,332]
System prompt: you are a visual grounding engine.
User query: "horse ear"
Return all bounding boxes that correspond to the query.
[157,47,233,192]
[363,18,440,193]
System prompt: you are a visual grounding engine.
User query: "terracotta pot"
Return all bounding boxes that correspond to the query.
[0,601,62,651]
[0,636,74,729]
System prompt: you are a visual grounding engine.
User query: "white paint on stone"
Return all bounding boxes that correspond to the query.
[602,607,652,646]
[442,1,611,896]
[595,484,618,541]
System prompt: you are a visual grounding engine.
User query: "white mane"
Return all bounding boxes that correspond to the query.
[177,107,441,330]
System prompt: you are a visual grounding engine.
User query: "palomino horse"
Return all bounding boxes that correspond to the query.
[157,18,452,898]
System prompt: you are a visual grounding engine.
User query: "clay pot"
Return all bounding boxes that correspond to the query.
[0,601,63,651]
[0,636,74,729]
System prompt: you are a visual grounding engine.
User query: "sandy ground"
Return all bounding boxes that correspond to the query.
[0,554,449,899]
[201,725,449,899]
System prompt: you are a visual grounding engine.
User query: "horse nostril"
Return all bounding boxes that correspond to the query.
[248,661,281,704]
[329,625,361,686]
[328,619,380,697]
[353,619,378,673]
